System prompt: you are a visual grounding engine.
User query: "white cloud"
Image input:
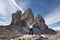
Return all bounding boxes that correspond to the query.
[0,0,18,25]
[0,0,29,25]
[45,6,60,25]
[1,17,7,19]
[0,0,7,16]
[10,0,24,13]
[0,21,10,26]
[0,0,29,17]
[0,0,18,16]
[52,26,60,30]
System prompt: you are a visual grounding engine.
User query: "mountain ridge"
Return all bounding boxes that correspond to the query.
[0,8,57,40]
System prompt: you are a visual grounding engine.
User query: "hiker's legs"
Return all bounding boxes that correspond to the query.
[29,28,33,35]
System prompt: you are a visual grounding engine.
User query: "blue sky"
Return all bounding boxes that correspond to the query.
[0,0,60,30]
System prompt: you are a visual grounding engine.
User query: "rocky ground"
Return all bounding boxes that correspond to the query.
[0,34,60,40]
[10,33,60,40]
[12,34,47,40]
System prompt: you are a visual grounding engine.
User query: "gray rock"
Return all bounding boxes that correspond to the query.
[22,8,34,27]
[11,10,22,26]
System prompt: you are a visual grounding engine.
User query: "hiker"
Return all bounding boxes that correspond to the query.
[29,24,33,35]
[28,23,35,35]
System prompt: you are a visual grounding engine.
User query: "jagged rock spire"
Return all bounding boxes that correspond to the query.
[9,8,57,34]
[22,8,34,28]
[11,10,22,26]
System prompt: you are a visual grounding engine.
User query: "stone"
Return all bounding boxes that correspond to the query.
[34,14,47,30]
[33,14,57,34]
[22,8,34,28]
[12,35,48,40]
[11,10,22,26]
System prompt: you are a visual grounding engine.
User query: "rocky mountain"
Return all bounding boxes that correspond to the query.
[34,14,47,30]
[11,10,22,26]
[9,33,60,40]
[22,8,34,28]
[0,8,57,40]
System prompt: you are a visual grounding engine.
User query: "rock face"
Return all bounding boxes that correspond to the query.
[33,14,56,34]
[22,8,34,28]
[11,10,22,26]
[34,14,48,30]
